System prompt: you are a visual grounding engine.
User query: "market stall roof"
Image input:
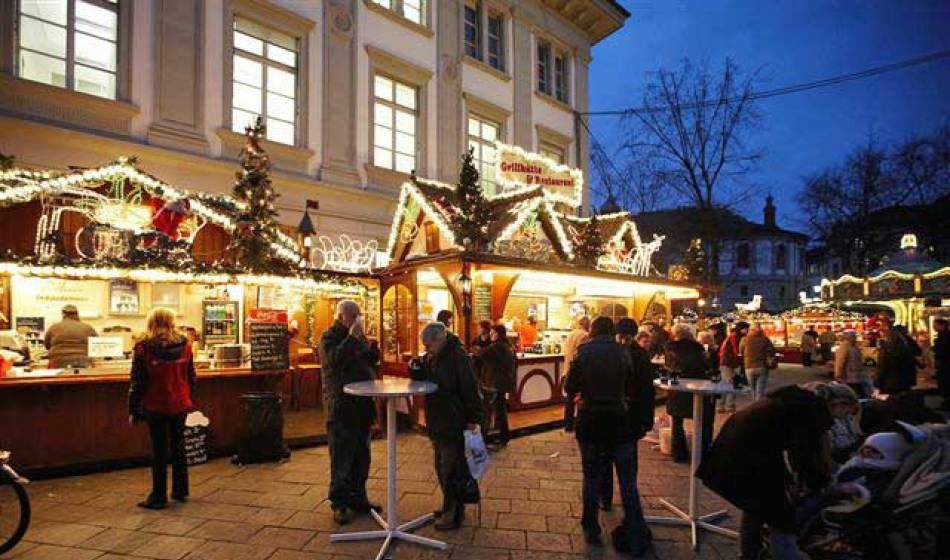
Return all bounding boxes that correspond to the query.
[0,157,304,267]
[869,234,945,276]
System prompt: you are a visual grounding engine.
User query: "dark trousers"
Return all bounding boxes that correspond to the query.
[481,389,510,445]
[600,453,614,507]
[671,397,715,462]
[578,439,649,547]
[326,421,371,510]
[739,511,803,560]
[802,353,813,367]
[146,413,188,503]
[433,436,467,523]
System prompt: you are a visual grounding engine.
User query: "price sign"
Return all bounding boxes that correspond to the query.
[88,336,125,358]
[250,322,289,371]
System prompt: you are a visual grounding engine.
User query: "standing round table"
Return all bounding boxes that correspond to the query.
[648,378,741,549]
[330,378,444,560]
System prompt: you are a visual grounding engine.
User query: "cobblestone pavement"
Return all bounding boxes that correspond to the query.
[2,366,823,560]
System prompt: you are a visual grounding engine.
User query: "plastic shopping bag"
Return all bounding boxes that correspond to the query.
[464,428,490,480]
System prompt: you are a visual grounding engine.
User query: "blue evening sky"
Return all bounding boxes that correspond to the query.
[588,0,950,231]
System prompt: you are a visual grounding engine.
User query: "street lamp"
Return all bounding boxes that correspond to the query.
[297,208,316,260]
[457,270,472,315]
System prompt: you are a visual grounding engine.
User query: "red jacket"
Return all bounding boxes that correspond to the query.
[719,333,743,369]
[129,338,195,416]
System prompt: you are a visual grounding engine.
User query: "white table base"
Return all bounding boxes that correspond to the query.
[330,397,447,560]
[645,392,738,549]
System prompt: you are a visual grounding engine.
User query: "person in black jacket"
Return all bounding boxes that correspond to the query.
[318,300,380,525]
[875,318,918,395]
[410,321,483,530]
[698,383,856,560]
[565,317,650,554]
[477,324,516,448]
[664,323,715,464]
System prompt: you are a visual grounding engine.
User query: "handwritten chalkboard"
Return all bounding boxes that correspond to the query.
[473,284,492,322]
[183,426,208,465]
[250,322,289,371]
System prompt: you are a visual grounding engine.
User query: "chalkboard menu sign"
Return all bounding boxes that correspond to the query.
[183,425,208,465]
[250,322,289,371]
[15,316,44,334]
[473,284,492,322]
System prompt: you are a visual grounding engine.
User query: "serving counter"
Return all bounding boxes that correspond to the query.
[0,366,288,474]
[511,353,566,410]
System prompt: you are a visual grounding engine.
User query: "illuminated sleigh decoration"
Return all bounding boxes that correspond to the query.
[314,234,378,273]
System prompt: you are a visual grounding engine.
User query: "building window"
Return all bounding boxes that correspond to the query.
[539,142,564,164]
[486,11,504,71]
[467,116,500,194]
[736,244,751,269]
[17,0,120,100]
[775,244,787,271]
[739,285,749,298]
[373,0,424,25]
[231,17,298,145]
[464,2,480,59]
[373,74,418,174]
[554,52,569,103]
[537,40,551,94]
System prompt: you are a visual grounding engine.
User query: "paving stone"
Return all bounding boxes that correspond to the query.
[246,527,316,550]
[143,516,207,536]
[26,521,106,546]
[186,519,263,543]
[2,543,105,560]
[264,550,333,560]
[544,516,582,535]
[183,540,276,560]
[525,531,573,553]
[496,513,547,532]
[79,527,154,553]
[129,534,205,559]
[472,528,526,549]
[243,508,297,527]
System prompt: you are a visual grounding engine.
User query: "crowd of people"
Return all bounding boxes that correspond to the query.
[122,300,949,558]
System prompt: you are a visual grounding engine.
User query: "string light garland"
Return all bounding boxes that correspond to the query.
[315,235,378,274]
[492,142,585,208]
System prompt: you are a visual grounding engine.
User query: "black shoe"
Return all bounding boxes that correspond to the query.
[351,501,382,514]
[137,500,167,510]
[172,493,188,503]
[333,507,352,525]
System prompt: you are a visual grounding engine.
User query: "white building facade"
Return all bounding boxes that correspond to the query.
[0,0,627,243]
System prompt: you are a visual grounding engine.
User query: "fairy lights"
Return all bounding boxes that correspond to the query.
[315,234,378,273]
[493,142,584,208]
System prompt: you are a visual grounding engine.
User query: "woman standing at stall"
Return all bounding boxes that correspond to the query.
[128,308,196,510]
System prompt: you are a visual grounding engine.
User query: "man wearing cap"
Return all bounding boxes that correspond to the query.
[44,304,98,368]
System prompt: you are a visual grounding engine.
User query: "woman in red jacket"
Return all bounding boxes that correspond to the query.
[128,308,196,509]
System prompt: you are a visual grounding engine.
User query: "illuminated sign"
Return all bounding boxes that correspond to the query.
[494,142,583,207]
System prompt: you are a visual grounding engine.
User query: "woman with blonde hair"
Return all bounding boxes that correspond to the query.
[128,308,196,509]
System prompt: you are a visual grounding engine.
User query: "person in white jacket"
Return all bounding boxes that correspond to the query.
[562,316,591,369]
[835,330,869,397]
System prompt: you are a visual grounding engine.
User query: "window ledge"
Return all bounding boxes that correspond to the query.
[463,56,511,82]
[534,91,573,114]
[217,128,315,174]
[0,74,139,136]
[364,163,412,191]
[362,0,434,38]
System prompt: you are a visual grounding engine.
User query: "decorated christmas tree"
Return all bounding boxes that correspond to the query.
[449,148,494,251]
[682,238,708,283]
[231,116,281,272]
[573,215,605,266]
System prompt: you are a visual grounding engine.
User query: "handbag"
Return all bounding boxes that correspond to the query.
[456,474,481,504]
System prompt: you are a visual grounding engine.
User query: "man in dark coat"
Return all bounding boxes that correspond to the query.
[565,317,650,554]
[410,321,482,530]
[477,324,517,448]
[697,383,857,560]
[318,300,380,525]
[933,318,950,410]
[664,323,715,463]
[875,319,917,395]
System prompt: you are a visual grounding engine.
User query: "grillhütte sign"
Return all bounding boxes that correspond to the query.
[495,143,582,206]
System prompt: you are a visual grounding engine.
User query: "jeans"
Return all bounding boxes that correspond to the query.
[719,366,739,409]
[739,511,807,560]
[600,453,614,508]
[748,367,769,401]
[481,389,510,445]
[326,421,371,510]
[671,398,715,462]
[432,436,467,524]
[578,439,649,549]
[146,413,188,503]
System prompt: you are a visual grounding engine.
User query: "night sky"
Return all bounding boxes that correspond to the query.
[588,0,950,231]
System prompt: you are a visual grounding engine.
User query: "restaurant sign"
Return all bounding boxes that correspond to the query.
[494,142,583,207]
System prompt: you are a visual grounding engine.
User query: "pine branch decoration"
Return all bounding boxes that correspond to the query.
[574,215,605,266]
[230,116,282,272]
[449,148,493,251]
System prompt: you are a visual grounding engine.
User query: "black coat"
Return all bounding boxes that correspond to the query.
[664,338,712,418]
[624,343,657,439]
[697,385,833,532]
[565,335,639,444]
[479,340,517,393]
[318,321,379,427]
[875,330,917,394]
[411,334,483,442]
[934,330,950,379]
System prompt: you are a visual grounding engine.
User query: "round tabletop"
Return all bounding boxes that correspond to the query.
[653,378,740,395]
[344,378,438,398]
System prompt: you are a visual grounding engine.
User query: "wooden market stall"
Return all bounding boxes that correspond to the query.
[378,149,698,429]
[0,158,378,473]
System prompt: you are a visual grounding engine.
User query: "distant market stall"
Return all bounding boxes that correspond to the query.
[379,146,697,426]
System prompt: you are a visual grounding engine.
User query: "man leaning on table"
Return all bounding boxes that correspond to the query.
[319,300,381,526]
[410,321,483,530]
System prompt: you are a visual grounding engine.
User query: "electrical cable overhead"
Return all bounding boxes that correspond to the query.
[581,49,950,117]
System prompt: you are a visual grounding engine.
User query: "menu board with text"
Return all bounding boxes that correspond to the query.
[250,322,289,371]
[473,284,492,322]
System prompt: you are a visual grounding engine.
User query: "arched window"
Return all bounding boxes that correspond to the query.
[775,244,787,271]
[736,244,751,269]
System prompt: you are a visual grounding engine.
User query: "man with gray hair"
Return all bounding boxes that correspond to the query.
[319,299,380,525]
[410,321,482,530]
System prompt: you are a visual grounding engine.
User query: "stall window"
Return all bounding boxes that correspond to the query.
[537,39,551,94]
[736,243,751,269]
[231,17,298,145]
[382,284,414,362]
[373,74,418,174]
[17,0,120,100]
[463,2,480,59]
[372,0,424,25]
[424,222,440,254]
[467,115,500,194]
[775,244,787,271]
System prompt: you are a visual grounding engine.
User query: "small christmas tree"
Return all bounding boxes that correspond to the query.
[682,238,707,283]
[231,116,281,272]
[573,215,605,266]
[449,148,493,251]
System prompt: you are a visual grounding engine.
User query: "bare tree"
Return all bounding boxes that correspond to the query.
[619,58,762,282]
[891,125,950,205]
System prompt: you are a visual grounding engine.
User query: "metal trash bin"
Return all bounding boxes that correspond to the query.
[232,391,290,464]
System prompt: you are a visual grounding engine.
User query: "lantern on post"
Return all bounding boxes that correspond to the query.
[297,200,317,262]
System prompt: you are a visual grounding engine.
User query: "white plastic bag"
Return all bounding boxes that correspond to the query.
[464,428,490,480]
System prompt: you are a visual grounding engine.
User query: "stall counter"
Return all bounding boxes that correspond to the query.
[511,353,566,410]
